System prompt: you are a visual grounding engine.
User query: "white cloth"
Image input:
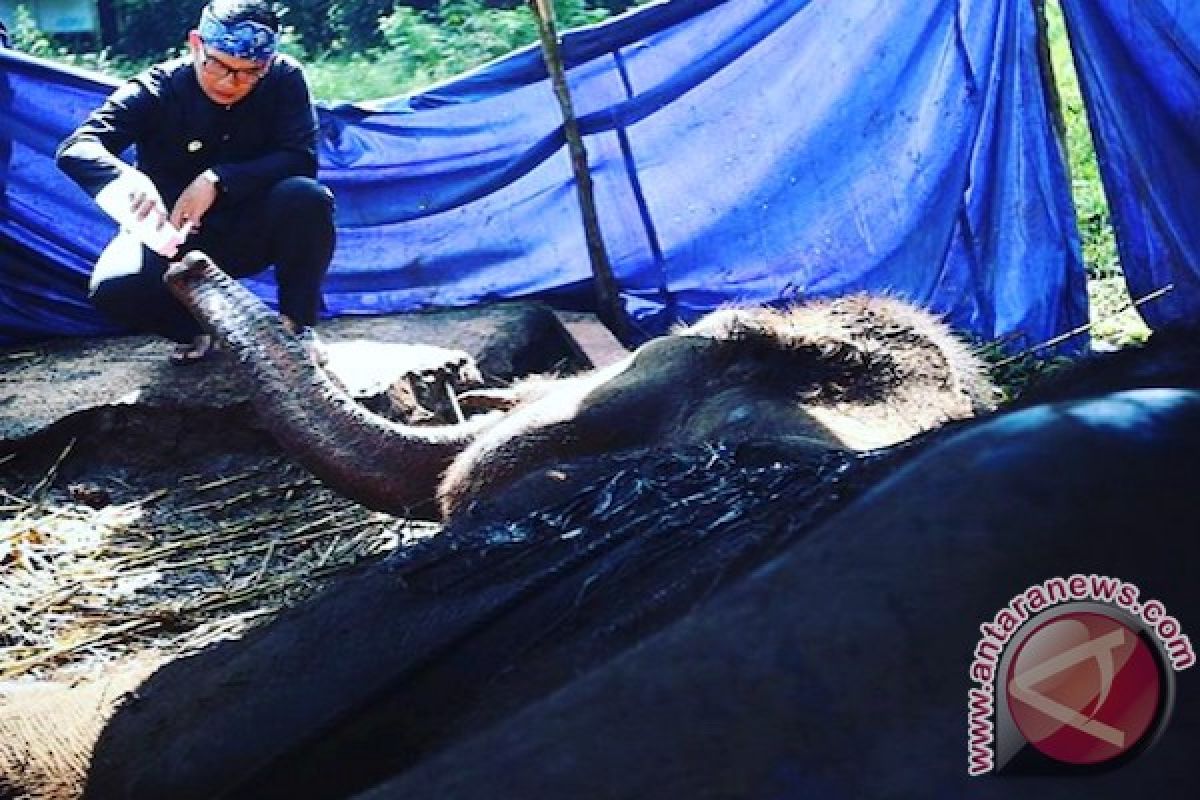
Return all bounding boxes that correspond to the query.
[93,168,187,257]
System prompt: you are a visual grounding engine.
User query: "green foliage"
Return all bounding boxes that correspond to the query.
[374,0,539,87]
[1044,1,1148,345]
[28,1,625,65]
[978,340,1072,405]
[9,4,136,73]
[379,0,610,80]
[9,5,56,57]
[275,1,339,53]
[1043,2,1120,280]
[111,0,204,59]
[70,0,636,59]
[1088,276,1151,348]
[329,0,400,51]
[308,0,616,102]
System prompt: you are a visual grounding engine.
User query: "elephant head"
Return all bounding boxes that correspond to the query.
[166,252,995,519]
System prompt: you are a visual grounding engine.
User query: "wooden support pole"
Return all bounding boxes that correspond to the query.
[527,0,631,342]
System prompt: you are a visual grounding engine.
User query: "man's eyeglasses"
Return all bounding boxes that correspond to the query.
[200,46,270,85]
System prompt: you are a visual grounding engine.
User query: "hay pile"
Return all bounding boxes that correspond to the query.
[0,449,435,681]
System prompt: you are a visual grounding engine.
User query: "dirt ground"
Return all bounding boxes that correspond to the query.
[0,302,597,684]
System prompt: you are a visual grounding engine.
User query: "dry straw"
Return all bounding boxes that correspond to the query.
[0,457,438,680]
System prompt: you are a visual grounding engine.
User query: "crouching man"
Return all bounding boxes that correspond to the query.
[57,0,334,364]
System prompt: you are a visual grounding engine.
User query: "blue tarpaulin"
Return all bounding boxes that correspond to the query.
[0,0,1188,348]
[1059,0,1200,329]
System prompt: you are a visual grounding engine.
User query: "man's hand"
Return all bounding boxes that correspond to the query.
[120,169,171,231]
[129,190,170,229]
[95,168,186,257]
[170,171,219,230]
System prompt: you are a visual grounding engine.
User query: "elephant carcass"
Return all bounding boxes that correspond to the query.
[76,387,1200,800]
[165,253,995,518]
[47,331,1200,800]
[359,388,1200,800]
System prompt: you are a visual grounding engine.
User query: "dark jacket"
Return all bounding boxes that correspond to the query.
[56,53,318,219]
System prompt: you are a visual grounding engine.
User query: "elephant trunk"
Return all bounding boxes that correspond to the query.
[165,252,478,518]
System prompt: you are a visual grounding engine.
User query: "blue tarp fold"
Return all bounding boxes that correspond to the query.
[8,0,1175,349]
[1059,0,1200,329]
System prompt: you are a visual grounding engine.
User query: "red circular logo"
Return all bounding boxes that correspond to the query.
[1005,612,1162,765]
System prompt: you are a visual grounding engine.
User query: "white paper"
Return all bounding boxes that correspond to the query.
[94,169,188,258]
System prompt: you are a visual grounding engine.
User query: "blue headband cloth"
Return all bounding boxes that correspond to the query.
[198,7,278,62]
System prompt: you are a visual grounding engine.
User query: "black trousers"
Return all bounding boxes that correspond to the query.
[89,176,335,343]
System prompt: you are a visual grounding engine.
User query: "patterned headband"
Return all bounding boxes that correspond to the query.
[198,6,278,63]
